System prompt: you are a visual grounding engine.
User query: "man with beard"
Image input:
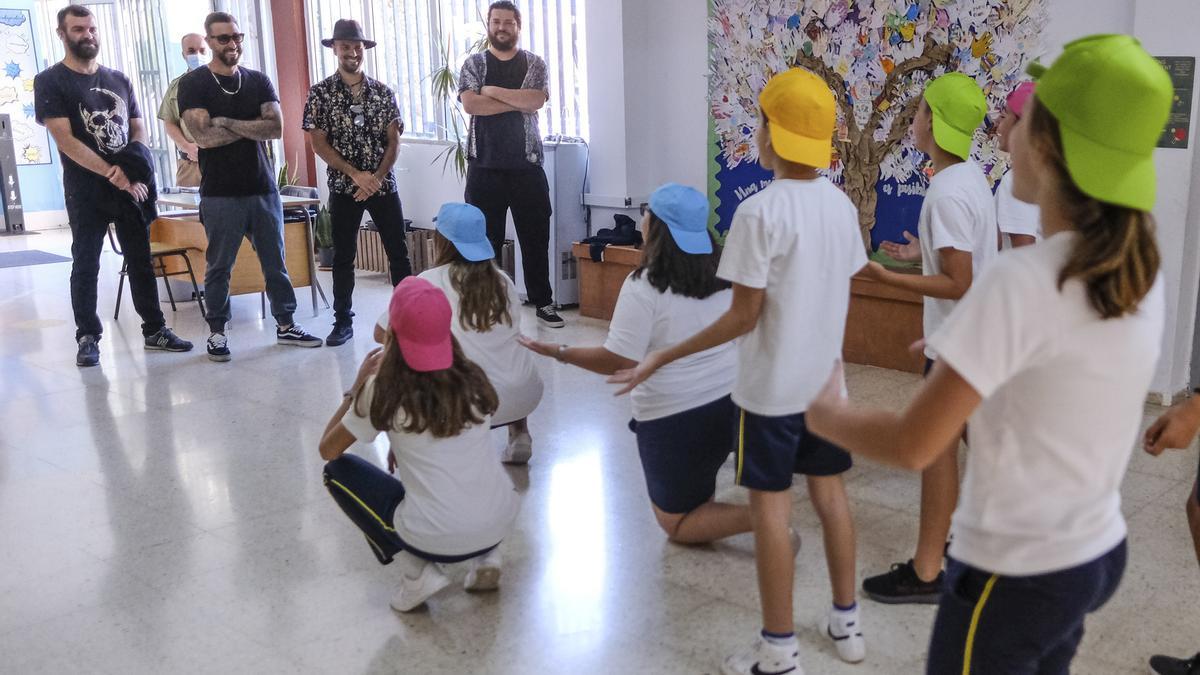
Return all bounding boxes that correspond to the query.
[157,33,207,187]
[302,19,411,347]
[179,11,322,362]
[459,1,563,328]
[34,4,193,367]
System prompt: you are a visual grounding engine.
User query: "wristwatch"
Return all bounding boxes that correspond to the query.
[556,344,569,362]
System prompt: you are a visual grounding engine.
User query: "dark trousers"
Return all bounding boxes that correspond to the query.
[927,540,1127,674]
[328,191,411,326]
[199,192,297,332]
[66,198,165,341]
[464,165,554,307]
[323,454,496,565]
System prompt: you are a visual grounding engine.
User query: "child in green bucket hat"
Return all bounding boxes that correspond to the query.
[806,34,1171,674]
[861,71,999,606]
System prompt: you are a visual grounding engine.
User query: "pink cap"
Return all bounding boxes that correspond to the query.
[1006,81,1036,118]
[388,277,453,372]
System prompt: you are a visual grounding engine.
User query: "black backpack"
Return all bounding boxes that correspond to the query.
[581,214,643,262]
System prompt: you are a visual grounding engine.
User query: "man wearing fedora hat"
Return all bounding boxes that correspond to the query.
[303,19,412,347]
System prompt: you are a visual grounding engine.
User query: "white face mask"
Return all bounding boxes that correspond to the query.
[185,53,202,70]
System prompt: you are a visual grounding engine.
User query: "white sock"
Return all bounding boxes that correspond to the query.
[396,551,427,579]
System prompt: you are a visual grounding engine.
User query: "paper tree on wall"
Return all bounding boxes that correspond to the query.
[710,0,1047,246]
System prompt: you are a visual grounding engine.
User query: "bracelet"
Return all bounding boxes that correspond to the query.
[556,344,569,362]
[343,389,354,399]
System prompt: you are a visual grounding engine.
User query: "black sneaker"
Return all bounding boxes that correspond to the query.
[1151,653,1200,675]
[326,324,353,347]
[277,323,323,348]
[76,335,100,367]
[207,332,231,362]
[862,559,944,604]
[536,305,565,328]
[144,327,193,352]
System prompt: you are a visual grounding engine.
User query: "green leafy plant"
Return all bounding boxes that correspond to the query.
[314,205,334,250]
[277,153,299,188]
[429,32,489,179]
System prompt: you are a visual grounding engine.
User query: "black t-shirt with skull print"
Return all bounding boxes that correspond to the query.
[34,62,142,204]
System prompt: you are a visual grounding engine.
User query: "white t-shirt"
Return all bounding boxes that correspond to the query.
[996,170,1041,243]
[717,177,867,416]
[340,377,521,555]
[603,273,736,421]
[927,232,1164,576]
[377,264,543,426]
[918,160,999,358]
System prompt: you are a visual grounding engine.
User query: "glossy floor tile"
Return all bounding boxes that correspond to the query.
[1,229,1197,674]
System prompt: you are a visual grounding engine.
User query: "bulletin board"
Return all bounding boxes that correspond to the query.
[0,8,48,165]
[708,0,1048,249]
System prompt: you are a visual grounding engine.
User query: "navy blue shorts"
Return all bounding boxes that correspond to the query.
[734,407,852,492]
[926,541,1126,675]
[924,358,935,377]
[629,394,736,514]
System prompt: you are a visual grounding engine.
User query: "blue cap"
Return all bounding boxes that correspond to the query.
[435,203,494,262]
[648,183,712,255]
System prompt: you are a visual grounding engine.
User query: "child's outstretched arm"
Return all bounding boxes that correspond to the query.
[608,283,764,395]
[807,360,981,471]
[864,247,972,300]
[519,337,636,375]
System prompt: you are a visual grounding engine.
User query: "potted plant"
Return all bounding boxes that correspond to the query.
[314,205,335,269]
[429,32,488,179]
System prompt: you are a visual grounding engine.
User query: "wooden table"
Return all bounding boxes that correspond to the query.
[153,192,328,315]
[572,242,642,320]
[844,272,925,374]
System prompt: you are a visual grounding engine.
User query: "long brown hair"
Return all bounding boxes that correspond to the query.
[355,333,498,438]
[1026,100,1160,319]
[433,232,513,331]
[631,214,729,299]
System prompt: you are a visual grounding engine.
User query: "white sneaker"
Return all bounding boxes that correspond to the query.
[822,605,866,664]
[463,546,503,592]
[389,560,450,612]
[502,432,533,465]
[721,635,802,675]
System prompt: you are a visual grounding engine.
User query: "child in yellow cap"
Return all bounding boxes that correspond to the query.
[861,71,997,606]
[611,67,868,674]
[808,34,1172,672]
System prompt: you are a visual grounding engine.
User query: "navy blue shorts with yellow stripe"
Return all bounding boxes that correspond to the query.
[734,407,852,491]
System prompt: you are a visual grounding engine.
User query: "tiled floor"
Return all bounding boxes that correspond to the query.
[1,229,1197,673]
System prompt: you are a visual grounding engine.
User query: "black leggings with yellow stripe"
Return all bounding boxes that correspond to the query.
[926,541,1126,674]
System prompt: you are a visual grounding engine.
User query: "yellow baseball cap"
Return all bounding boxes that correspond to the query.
[923,73,987,160]
[759,68,836,168]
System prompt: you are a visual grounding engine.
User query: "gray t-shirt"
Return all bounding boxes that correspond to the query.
[458,50,549,168]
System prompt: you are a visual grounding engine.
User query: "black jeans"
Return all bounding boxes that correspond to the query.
[926,540,1127,674]
[329,191,411,326]
[464,165,553,307]
[66,196,165,340]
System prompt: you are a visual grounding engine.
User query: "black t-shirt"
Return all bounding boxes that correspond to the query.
[33,63,141,203]
[475,51,535,170]
[177,66,279,197]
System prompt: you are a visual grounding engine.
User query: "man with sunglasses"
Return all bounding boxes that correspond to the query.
[460,1,563,328]
[302,19,411,347]
[179,11,322,361]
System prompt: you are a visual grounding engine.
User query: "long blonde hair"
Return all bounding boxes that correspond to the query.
[433,233,512,332]
[1027,99,1160,319]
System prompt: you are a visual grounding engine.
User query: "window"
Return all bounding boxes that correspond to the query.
[304,0,589,141]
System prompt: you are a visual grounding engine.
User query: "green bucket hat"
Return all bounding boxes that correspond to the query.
[1027,34,1173,212]
[923,73,987,161]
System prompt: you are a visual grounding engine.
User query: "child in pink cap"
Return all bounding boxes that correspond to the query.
[995,81,1041,248]
[319,276,520,612]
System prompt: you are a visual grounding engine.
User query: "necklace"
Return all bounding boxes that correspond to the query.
[210,67,242,95]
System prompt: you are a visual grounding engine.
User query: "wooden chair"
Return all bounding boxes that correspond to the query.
[109,221,206,319]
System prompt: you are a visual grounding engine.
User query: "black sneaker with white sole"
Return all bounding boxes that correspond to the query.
[536,305,565,328]
[76,335,100,367]
[277,323,323,347]
[207,332,231,362]
[144,327,193,352]
[862,559,944,604]
[1151,653,1200,675]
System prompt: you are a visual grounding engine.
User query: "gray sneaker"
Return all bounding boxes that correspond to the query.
[76,335,99,367]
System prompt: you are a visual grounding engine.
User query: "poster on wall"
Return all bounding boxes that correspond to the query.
[1156,56,1194,150]
[0,8,48,165]
[708,0,1047,250]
